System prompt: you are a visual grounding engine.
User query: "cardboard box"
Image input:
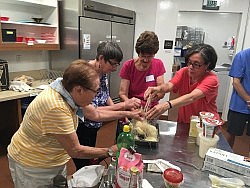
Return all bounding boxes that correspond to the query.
[202,162,250,186]
[204,148,250,176]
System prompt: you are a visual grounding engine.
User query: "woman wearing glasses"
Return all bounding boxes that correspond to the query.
[119,31,166,109]
[144,43,220,123]
[7,60,121,188]
[73,41,142,170]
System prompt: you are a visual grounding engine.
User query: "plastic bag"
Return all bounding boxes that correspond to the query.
[209,174,245,188]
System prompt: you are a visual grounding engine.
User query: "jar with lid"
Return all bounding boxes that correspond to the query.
[129,166,142,188]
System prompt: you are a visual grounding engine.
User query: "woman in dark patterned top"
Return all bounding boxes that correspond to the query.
[73,41,141,169]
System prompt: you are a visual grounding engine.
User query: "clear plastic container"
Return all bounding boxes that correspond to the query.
[199,133,219,158]
[107,157,116,186]
[163,168,183,188]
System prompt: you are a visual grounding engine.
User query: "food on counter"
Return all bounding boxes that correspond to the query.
[14,75,34,86]
[133,120,158,142]
[163,168,183,188]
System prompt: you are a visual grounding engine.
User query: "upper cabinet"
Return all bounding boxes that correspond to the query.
[0,0,60,51]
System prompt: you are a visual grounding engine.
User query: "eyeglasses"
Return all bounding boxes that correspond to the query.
[82,86,99,94]
[187,60,205,69]
[139,54,155,60]
[107,59,120,67]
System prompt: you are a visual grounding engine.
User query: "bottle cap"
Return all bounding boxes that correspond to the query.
[123,125,130,132]
[130,166,139,174]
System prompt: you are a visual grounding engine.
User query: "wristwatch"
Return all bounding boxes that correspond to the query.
[108,147,114,157]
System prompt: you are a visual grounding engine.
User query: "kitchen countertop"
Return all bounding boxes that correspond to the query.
[0,80,49,102]
[135,120,243,188]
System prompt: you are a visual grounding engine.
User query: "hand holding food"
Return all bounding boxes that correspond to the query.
[124,97,141,110]
[144,86,160,102]
[145,102,169,120]
[127,109,144,121]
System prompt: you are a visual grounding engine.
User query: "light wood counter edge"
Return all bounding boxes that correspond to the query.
[0,80,49,102]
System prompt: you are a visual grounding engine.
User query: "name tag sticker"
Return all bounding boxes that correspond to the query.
[146,75,155,82]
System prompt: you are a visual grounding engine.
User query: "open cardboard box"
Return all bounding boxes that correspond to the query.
[203,161,250,186]
[203,148,250,176]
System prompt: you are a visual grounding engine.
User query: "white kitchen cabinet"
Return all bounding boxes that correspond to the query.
[0,0,60,51]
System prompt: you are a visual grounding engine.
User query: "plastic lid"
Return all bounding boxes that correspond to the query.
[123,125,130,132]
[163,168,183,184]
[130,166,139,174]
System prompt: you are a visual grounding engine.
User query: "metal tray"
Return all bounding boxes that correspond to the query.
[134,123,160,149]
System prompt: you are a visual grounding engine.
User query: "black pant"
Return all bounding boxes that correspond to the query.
[73,121,99,170]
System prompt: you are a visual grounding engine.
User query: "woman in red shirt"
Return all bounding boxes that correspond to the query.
[119,31,166,108]
[144,43,220,123]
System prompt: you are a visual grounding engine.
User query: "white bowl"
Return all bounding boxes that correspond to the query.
[36,39,46,44]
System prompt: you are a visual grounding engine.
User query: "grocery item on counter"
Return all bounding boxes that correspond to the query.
[202,117,223,138]
[129,166,141,188]
[199,133,219,158]
[106,157,116,187]
[199,111,214,128]
[14,75,34,86]
[196,123,203,146]
[189,115,199,137]
[116,148,143,188]
[116,125,135,167]
[132,120,158,142]
[163,168,183,188]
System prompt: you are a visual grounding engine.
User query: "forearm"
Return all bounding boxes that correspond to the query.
[54,133,110,159]
[156,82,172,95]
[71,145,108,159]
[119,94,129,102]
[167,89,204,109]
[97,102,126,111]
[88,109,130,121]
[98,110,133,121]
[233,82,250,101]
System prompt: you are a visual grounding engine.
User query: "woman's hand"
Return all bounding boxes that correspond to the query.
[127,109,144,121]
[247,100,250,108]
[144,86,162,102]
[110,145,118,154]
[124,97,141,110]
[145,102,169,119]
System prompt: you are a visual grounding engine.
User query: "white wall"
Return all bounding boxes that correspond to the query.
[177,11,241,66]
[0,51,49,72]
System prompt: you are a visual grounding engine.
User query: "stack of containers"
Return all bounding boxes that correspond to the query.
[188,112,224,158]
[198,112,223,158]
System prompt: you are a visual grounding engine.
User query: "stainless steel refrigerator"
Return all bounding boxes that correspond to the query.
[49,0,136,99]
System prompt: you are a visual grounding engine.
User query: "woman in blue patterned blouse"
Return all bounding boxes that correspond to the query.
[73,41,141,170]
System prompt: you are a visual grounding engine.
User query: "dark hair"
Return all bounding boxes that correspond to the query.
[135,31,159,55]
[96,41,123,62]
[185,44,217,70]
[62,59,98,92]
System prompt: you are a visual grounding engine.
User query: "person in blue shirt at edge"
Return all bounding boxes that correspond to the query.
[226,48,250,152]
[73,41,142,170]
